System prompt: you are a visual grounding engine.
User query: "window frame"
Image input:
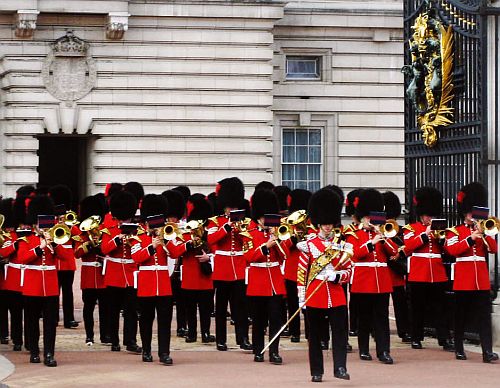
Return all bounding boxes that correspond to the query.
[285,56,321,80]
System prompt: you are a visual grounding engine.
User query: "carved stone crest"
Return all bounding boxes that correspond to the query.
[42,32,96,102]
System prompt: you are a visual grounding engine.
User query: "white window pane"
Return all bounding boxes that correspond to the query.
[283,130,295,146]
[296,165,307,180]
[296,131,308,145]
[308,165,320,180]
[309,130,321,145]
[309,146,321,163]
[296,181,308,190]
[283,165,295,181]
[283,146,295,163]
[296,146,308,163]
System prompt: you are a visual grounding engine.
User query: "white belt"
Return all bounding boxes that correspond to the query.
[4,263,25,281]
[354,262,387,268]
[20,265,57,287]
[456,256,486,262]
[249,262,280,268]
[102,256,135,276]
[412,253,442,258]
[81,261,102,268]
[315,274,336,281]
[138,265,169,271]
[215,250,243,257]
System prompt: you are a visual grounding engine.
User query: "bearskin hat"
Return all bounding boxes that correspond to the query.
[206,192,220,215]
[172,186,191,203]
[323,185,345,205]
[287,189,312,212]
[27,195,55,225]
[124,181,144,203]
[105,183,123,199]
[273,185,291,212]
[16,185,35,199]
[0,198,17,229]
[345,189,361,217]
[161,190,185,220]
[109,191,138,221]
[308,189,342,226]
[79,195,106,221]
[383,191,402,219]
[140,194,168,219]
[457,182,488,215]
[355,188,384,220]
[251,189,279,221]
[216,177,245,210]
[254,181,275,193]
[48,184,73,208]
[187,194,213,221]
[414,187,443,217]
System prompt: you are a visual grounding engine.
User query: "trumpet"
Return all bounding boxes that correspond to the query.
[63,210,79,227]
[80,216,102,247]
[380,219,400,239]
[49,222,72,245]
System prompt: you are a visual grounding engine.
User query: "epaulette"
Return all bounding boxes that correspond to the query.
[445,227,459,236]
[72,235,84,242]
[101,228,110,235]
[344,231,359,239]
[343,224,355,233]
[402,224,415,233]
[208,216,219,227]
[137,225,146,235]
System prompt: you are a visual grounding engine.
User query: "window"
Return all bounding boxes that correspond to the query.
[282,128,322,191]
[285,56,321,80]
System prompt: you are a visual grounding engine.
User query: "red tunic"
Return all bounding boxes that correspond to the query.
[206,215,245,281]
[130,234,172,297]
[296,236,352,309]
[243,223,286,297]
[17,233,69,297]
[346,228,396,294]
[100,224,138,288]
[445,224,497,291]
[74,228,106,290]
[1,231,24,292]
[403,222,448,283]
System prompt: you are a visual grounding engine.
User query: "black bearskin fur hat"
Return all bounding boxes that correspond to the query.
[414,187,443,217]
[457,182,488,215]
[172,186,191,203]
[345,189,361,217]
[308,189,342,226]
[355,188,384,220]
[251,189,279,221]
[217,177,245,210]
[161,190,185,220]
[288,189,312,213]
[27,195,55,225]
[124,181,144,203]
[254,181,275,193]
[141,194,168,219]
[273,185,291,212]
[0,198,17,229]
[49,184,73,208]
[383,191,402,219]
[323,185,345,205]
[109,191,138,221]
[79,195,106,221]
[187,194,213,221]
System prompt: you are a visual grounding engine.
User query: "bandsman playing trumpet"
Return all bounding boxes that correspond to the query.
[445,182,499,363]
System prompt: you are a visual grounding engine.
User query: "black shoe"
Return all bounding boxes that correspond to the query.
[311,375,322,383]
[1,337,9,345]
[482,352,499,363]
[348,330,358,337]
[201,333,215,343]
[111,344,121,352]
[281,328,290,337]
[176,328,187,338]
[320,341,329,350]
[455,351,467,360]
[254,354,264,362]
[13,344,22,351]
[185,336,197,343]
[411,341,423,349]
[378,351,393,364]
[64,321,79,329]
[290,335,300,343]
[85,338,94,346]
[402,334,412,343]
[216,343,227,351]
[126,344,142,353]
[44,353,57,367]
[346,343,353,353]
[30,354,41,363]
[359,352,372,361]
[440,339,455,352]
[269,353,282,365]
[100,336,112,345]
[240,338,253,351]
[159,354,173,365]
[142,352,153,362]
[334,367,350,380]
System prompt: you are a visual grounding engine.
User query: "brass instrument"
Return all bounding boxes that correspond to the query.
[0,214,6,246]
[63,210,79,227]
[381,219,400,239]
[277,210,308,241]
[49,222,72,245]
[163,222,181,241]
[479,216,500,237]
[80,216,102,247]
[234,217,252,239]
[184,220,206,248]
[432,229,446,240]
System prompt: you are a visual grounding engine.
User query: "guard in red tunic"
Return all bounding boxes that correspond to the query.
[383,191,411,343]
[243,190,287,364]
[283,189,311,343]
[131,194,173,365]
[73,195,110,345]
[445,182,498,363]
[296,188,352,382]
[100,191,141,353]
[345,189,397,364]
[17,195,71,367]
[206,177,251,351]
[403,187,453,351]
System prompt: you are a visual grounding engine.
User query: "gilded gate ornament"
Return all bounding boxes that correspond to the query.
[402,1,454,148]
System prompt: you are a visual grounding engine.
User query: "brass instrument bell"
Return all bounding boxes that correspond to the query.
[381,219,399,239]
[63,210,79,226]
[80,216,102,246]
[185,220,205,248]
[163,222,180,241]
[49,223,72,245]
[480,216,500,237]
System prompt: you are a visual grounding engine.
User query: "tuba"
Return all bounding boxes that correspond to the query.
[49,222,72,245]
[80,216,102,247]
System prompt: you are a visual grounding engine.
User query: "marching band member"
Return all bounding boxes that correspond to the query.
[403,187,453,351]
[297,188,352,382]
[131,194,173,365]
[345,188,397,364]
[100,191,141,353]
[445,182,498,363]
[207,177,252,351]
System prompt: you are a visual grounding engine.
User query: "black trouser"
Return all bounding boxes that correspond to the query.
[285,280,300,337]
[5,290,24,346]
[348,284,358,333]
[139,296,173,356]
[82,288,109,342]
[353,293,390,356]
[185,289,213,338]
[392,285,410,338]
[0,289,9,339]
[307,306,348,376]
[454,290,493,354]
[24,296,58,357]
[57,270,75,325]
[409,282,450,342]
[214,280,249,345]
[250,295,282,355]
[171,274,187,331]
[106,286,139,347]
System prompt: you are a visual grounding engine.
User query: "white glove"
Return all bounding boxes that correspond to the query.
[297,286,306,308]
[327,271,341,284]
